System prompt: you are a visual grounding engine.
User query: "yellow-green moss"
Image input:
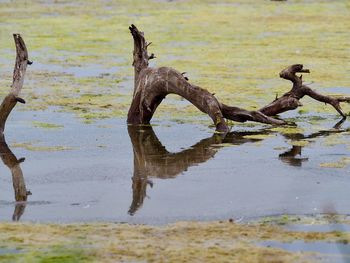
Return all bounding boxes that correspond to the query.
[0,217,349,263]
[11,142,72,152]
[32,121,64,129]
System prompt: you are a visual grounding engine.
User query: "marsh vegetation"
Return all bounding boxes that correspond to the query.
[0,0,349,262]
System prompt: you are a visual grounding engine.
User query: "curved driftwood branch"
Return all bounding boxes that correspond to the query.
[0,34,30,133]
[127,25,284,132]
[259,64,350,118]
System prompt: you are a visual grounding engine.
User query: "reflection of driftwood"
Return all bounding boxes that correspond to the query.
[127,125,224,215]
[279,146,308,167]
[0,34,31,221]
[127,126,276,215]
[0,134,30,221]
[127,25,284,132]
[128,120,350,214]
[279,119,347,167]
[260,64,350,118]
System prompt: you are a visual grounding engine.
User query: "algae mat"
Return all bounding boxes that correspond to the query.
[1,216,350,263]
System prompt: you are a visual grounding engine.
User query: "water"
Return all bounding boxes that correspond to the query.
[260,240,350,263]
[0,109,349,224]
[285,224,350,233]
[0,248,23,255]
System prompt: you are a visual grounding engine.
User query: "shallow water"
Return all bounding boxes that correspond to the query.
[260,240,350,263]
[285,224,350,233]
[0,109,349,224]
[0,248,22,255]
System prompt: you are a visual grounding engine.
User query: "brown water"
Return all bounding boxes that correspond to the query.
[0,109,349,224]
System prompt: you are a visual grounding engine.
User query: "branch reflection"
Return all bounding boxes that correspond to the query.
[127,125,272,215]
[279,118,346,167]
[128,119,347,215]
[0,134,31,221]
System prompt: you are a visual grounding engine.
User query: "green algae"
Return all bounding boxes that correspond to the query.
[11,142,72,152]
[320,157,350,169]
[242,134,275,140]
[32,121,64,129]
[288,140,310,147]
[1,217,350,263]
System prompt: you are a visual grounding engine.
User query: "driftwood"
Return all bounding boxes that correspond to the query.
[127,26,350,130]
[127,25,284,132]
[0,34,31,220]
[259,64,350,118]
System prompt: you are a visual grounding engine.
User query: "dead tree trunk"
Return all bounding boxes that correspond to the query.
[259,64,350,118]
[0,34,31,220]
[127,25,284,132]
[0,34,30,134]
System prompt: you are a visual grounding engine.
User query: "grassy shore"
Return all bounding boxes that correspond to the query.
[1,215,350,262]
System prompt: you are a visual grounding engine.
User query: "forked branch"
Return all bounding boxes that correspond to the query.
[260,64,350,118]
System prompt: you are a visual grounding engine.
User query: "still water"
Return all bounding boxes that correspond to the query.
[0,109,349,224]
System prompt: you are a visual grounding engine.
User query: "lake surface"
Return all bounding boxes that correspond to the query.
[0,109,349,224]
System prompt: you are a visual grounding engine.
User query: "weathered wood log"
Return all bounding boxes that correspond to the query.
[127,25,285,132]
[259,64,350,118]
[0,34,30,134]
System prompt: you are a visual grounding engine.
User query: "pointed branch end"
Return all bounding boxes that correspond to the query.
[15,97,26,104]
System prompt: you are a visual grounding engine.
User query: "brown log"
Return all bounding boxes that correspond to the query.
[127,25,284,132]
[0,34,30,133]
[259,64,350,118]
